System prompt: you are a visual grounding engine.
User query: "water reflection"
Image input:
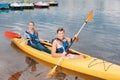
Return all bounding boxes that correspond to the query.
[8,71,22,80]
[0,10,9,13]
[25,57,37,72]
[9,43,37,80]
[8,43,64,80]
[8,57,38,80]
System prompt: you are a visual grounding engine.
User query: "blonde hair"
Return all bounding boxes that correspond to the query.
[29,21,35,26]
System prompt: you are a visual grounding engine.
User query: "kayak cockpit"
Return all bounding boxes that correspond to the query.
[40,40,91,60]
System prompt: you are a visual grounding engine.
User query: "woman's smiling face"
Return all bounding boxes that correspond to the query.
[28,22,34,30]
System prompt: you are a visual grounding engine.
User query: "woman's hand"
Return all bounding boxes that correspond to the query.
[26,38,30,42]
[25,38,30,44]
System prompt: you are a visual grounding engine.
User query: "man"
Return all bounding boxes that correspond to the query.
[51,27,83,59]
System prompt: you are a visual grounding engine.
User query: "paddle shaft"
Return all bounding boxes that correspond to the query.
[55,55,64,67]
[55,46,65,67]
[68,22,87,49]
[77,22,87,35]
[67,10,93,50]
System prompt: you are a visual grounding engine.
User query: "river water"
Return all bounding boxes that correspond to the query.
[0,0,120,80]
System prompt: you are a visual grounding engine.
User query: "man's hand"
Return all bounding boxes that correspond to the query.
[62,52,67,56]
[73,34,79,42]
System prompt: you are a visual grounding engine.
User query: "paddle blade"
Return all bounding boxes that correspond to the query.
[85,10,93,23]
[47,66,57,77]
[4,31,20,39]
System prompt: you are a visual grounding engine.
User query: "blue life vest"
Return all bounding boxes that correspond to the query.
[55,38,69,53]
[26,31,39,45]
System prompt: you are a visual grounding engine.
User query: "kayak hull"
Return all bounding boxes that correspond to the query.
[11,38,120,80]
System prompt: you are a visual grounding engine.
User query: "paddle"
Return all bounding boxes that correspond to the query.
[68,10,93,49]
[47,10,93,77]
[4,31,20,39]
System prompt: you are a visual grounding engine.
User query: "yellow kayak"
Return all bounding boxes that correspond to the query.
[11,38,120,80]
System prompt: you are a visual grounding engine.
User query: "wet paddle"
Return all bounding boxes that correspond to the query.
[4,31,20,39]
[47,10,93,77]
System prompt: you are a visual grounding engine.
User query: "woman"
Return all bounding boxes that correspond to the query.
[52,27,83,59]
[24,21,51,54]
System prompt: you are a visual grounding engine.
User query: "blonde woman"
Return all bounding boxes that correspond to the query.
[24,21,51,54]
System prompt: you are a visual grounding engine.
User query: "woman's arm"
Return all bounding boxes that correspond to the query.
[24,32,30,44]
[34,30,39,37]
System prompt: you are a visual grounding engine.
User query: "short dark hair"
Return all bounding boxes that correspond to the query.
[57,27,65,33]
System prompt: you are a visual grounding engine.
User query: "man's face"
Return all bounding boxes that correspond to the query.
[57,31,65,39]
